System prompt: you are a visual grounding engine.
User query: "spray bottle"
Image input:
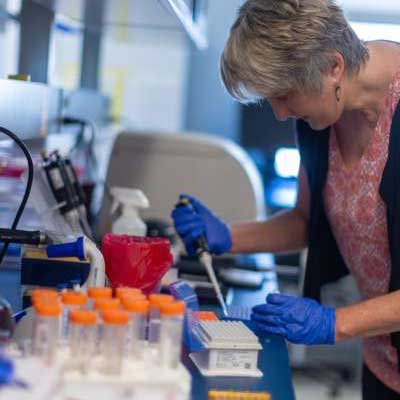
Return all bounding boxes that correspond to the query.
[110,187,149,236]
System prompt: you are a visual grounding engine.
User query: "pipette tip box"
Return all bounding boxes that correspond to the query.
[190,320,263,377]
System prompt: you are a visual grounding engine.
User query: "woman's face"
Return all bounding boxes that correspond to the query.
[268,72,345,131]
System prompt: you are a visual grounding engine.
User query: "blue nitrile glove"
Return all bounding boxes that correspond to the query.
[251,293,336,345]
[171,194,232,256]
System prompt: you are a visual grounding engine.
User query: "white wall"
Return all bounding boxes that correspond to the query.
[100,29,189,132]
[99,0,190,132]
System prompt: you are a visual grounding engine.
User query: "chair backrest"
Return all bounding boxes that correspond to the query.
[96,131,266,237]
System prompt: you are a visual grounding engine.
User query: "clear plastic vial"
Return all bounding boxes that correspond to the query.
[87,287,112,308]
[61,291,87,343]
[122,298,149,361]
[101,309,129,375]
[148,294,173,345]
[33,300,62,363]
[31,288,58,306]
[68,310,97,374]
[115,287,143,301]
[93,298,121,351]
[159,301,185,369]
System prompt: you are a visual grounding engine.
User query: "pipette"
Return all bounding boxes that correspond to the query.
[176,197,228,317]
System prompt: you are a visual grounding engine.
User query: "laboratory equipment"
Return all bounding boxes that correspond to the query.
[21,247,90,307]
[159,301,185,369]
[122,298,149,361]
[61,291,87,342]
[87,287,112,308]
[94,298,120,313]
[32,300,62,363]
[190,320,263,377]
[169,280,199,311]
[97,131,266,239]
[148,294,173,345]
[225,305,252,321]
[41,150,93,239]
[100,309,129,375]
[47,236,106,288]
[88,287,112,300]
[68,309,97,374]
[64,156,93,238]
[115,287,144,301]
[0,228,51,245]
[176,196,228,317]
[30,288,58,305]
[102,234,173,294]
[208,390,271,400]
[110,187,149,236]
[0,126,34,267]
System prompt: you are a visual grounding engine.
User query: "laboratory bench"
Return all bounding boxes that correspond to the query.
[0,264,295,400]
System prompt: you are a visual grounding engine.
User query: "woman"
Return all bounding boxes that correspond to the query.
[171,0,400,398]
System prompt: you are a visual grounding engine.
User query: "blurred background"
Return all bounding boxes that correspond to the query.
[0,1,399,398]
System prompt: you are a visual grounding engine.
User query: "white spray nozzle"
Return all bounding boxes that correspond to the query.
[110,187,150,215]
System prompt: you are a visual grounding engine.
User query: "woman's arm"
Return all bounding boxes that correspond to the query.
[336,290,400,341]
[229,165,310,254]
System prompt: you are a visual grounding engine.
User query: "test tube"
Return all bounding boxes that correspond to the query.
[100,309,129,375]
[115,287,143,301]
[33,300,62,363]
[159,301,185,369]
[93,297,121,349]
[122,298,149,361]
[148,294,173,345]
[61,291,87,343]
[31,288,58,306]
[68,310,97,374]
[94,298,120,314]
[87,287,112,308]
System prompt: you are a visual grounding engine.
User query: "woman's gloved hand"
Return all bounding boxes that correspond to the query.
[251,293,336,345]
[171,194,232,256]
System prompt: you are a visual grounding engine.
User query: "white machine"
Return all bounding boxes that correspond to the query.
[96,130,266,237]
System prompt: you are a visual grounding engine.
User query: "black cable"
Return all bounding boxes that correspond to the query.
[0,127,34,266]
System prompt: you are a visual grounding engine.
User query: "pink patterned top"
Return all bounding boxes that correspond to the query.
[324,68,400,393]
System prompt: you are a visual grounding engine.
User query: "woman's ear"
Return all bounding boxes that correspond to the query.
[330,51,345,83]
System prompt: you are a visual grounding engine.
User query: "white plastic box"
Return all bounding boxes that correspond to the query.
[190,320,263,377]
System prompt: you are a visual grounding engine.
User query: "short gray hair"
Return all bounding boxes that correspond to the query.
[220,0,369,102]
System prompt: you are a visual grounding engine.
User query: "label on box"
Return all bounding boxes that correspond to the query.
[215,350,254,370]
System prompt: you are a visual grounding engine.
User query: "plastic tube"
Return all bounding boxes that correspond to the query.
[61,291,87,343]
[94,298,120,313]
[87,287,112,308]
[100,310,129,375]
[31,288,58,306]
[68,310,97,374]
[93,297,121,350]
[84,237,106,288]
[122,298,149,361]
[148,294,173,345]
[33,301,62,363]
[115,287,143,301]
[159,301,185,369]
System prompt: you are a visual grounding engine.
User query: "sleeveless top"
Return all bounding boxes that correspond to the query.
[324,68,400,392]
